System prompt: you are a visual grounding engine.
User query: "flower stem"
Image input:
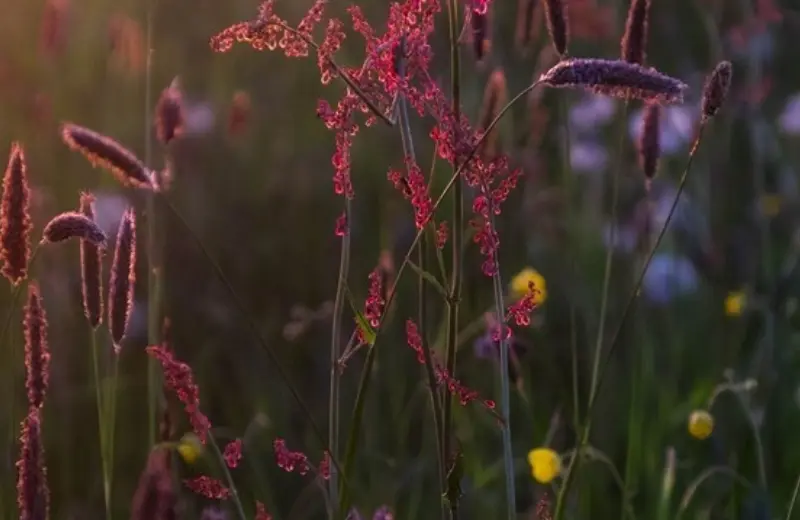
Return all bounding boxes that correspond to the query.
[442,3,463,515]
[328,198,351,514]
[208,432,247,520]
[143,0,162,450]
[90,327,112,519]
[489,229,516,520]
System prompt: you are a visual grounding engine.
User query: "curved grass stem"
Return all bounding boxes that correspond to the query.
[555,125,709,520]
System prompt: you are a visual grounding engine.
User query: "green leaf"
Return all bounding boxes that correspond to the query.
[344,282,376,345]
[407,259,450,300]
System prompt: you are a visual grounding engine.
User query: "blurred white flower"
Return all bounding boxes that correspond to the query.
[569,93,617,133]
[570,141,608,173]
[629,104,695,156]
[642,252,699,305]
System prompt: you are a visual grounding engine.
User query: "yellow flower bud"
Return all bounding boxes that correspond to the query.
[510,267,547,305]
[688,410,714,440]
[176,432,203,464]
[724,291,745,317]
[527,447,561,484]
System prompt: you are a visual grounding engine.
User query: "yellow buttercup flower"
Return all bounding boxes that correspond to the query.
[688,410,714,440]
[527,447,561,484]
[176,432,203,464]
[724,291,745,317]
[510,267,547,305]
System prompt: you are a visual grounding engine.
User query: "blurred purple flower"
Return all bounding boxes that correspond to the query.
[569,93,617,133]
[570,141,609,173]
[629,104,695,156]
[372,506,394,520]
[642,252,699,305]
[779,93,800,135]
[602,221,639,254]
[183,100,216,136]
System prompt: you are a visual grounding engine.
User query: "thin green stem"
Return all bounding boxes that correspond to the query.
[328,198,350,514]
[397,73,446,513]
[556,126,709,520]
[90,327,112,519]
[786,471,800,519]
[208,432,247,520]
[489,233,516,520]
[558,94,580,432]
[555,100,630,520]
[143,0,162,450]
[106,340,120,509]
[442,2,463,516]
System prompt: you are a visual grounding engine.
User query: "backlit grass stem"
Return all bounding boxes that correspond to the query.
[328,196,350,514]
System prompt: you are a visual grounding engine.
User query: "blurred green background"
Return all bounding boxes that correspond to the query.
[4,0,800,518]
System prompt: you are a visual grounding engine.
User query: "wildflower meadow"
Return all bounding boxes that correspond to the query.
[1,0,800,518]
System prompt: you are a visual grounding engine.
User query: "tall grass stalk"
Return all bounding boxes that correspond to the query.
[328,196,350,515]
[143,0,162,451]
[441,4,463,506]
[208,431,247,520]
[90,327,113,519]
[397,77,447,513]
[554,99,631,520]
[556,123,710,519]
[558,94,581,433]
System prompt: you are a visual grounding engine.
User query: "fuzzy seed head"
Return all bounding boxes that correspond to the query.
[80,193,103,328]
[539,58,688,104]
[61,122,154,190]
[155,78,184,145]
[0,142,32,286]
[701,60,733,121]
[639,103,661,186]
[108,208,136,352]
[477,68,508,160]
[16,407,49,520]
[621,0,651,65]
[24,283,50,409]
[42,211,106,246]
[542,0,568,57]
[470,9,490,62]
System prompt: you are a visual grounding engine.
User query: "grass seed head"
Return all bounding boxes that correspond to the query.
[701,60,733,121]
[0,142,32,286]
[108,208,136,352]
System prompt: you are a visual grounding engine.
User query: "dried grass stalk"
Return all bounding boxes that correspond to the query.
[477,68,508,160]
[155,77,184,145]
[80,193,103,328]
[24,283,50,410]
[16,407,49,520]
[61,123,154,190]
[701,60,733,121]
[0,142,32,286]
[621,0,651,65]
[543,0,568,57]
[514,0,540,55]
[470,9,490,63]
[639,103,660,190]
[539,58,687,104]
[41,211,106,246]
[108,208,136,352]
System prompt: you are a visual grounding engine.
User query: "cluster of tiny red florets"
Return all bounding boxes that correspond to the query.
[184,476,232,500]
[146,345,211,444]
[274,438,330,480]
[364,268,385,328]
[223,439,243,469]
[405,320,495,411]
[506,281,539,327]
[388,159,433,229]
